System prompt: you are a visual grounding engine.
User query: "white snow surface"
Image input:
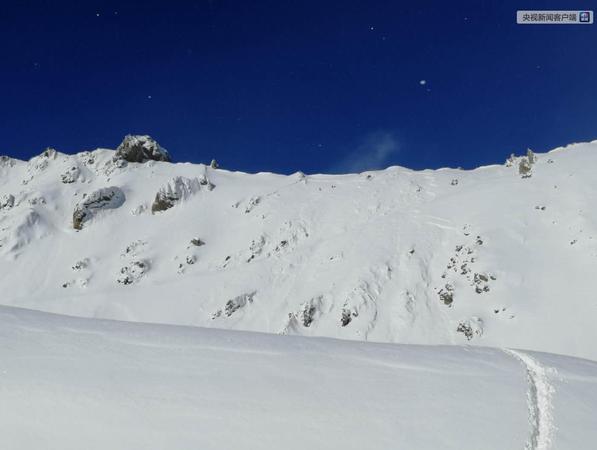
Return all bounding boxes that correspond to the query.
[1,141,597,360]
[1,305,597,450]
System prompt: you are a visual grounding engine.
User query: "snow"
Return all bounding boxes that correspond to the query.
[1,305,597,450]
[505,349,556,450]
[1,140,597,360]
[1,138,597,448]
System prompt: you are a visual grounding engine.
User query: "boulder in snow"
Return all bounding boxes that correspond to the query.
[73,187,126,230]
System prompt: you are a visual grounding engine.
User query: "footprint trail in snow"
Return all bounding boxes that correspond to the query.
[505,349,556,450]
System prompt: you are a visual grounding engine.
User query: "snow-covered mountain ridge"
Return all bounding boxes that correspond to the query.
[1,136,596,360]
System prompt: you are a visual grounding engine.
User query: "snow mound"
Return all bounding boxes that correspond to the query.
[2,209,49,257]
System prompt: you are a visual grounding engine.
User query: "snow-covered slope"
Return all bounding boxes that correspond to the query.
[1,305,597,450]
[1,137,597,359]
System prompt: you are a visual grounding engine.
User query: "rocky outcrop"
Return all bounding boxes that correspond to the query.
[0,156,16,168]
[73,187,126,230]
[117,260,149,285]
[456,317,484,340]
[26,148,58,175]
[114,135,171,163]
[212,292,257,318]
[506,148,537,178]
[151,176,208,213]
[61,166,81,184]
[0,194,15,210]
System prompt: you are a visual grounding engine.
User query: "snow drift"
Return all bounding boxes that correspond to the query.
[1,305,596,450]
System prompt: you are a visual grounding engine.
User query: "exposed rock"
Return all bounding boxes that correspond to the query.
[302,303,317,327]
[456,317,484,340]
[224,292,256,317]
[0,194,15,210]
[506,150,536,178]
[113,158,127,169]
[244,196,261,214]
[210,159,219,169]
[474,273,489,283]
[151,176,202,213]
[122,240,147,257]
[302,297,323,327]
[73,187,126,230]
[27,147,58,174]
[41,147,57,159]
[247,235,266,262]
[473,272,491,294]
[117,260,149,285]
[438,285,454,306]
[115,135,171,163]
[519,158,532,178]
[275,240,289,252]
[460,263,470,275]
[341,307,358,327]
[198,174,215,190]
[190,238,205,247]
[72,258,90,271]
[0,156,16,168]
[27,195,46,206]
[77,151,95,166]
[61,166,80,184]
[505,153,516,167]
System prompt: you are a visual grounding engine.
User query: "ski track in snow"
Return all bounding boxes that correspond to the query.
[505,349,556,450]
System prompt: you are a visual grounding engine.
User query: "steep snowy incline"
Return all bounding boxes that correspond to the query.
[1,305,597,450]
[1,137,597,359]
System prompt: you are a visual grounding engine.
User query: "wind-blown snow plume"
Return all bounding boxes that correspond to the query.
[332,131,400,173]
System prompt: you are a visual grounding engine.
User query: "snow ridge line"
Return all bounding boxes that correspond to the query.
[504,349,556,450]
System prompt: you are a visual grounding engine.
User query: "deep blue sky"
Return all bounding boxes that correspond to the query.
[1,1,596,174]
